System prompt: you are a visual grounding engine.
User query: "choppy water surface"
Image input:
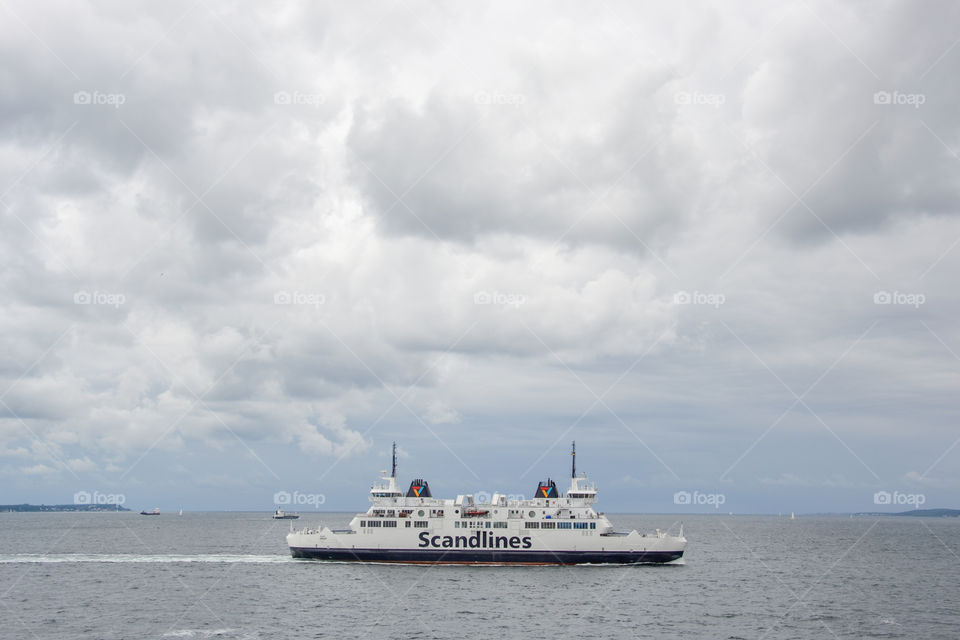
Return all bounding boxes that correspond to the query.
[1,512,957,639]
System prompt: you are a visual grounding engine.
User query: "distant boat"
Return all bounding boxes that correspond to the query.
[140,508,160,516]
[273,507,299,520]
[178,506,183,516]
[790,512,795,520]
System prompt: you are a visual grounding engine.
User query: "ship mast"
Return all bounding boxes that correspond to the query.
[391,441,397,478]
[571,441,576,478]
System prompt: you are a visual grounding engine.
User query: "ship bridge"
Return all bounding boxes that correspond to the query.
[370,442,405,500]
[567,474,598,503]
[370,472,403,499]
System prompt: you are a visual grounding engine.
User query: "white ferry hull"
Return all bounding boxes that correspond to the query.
[287,528,685,565]
[289,547,683,565]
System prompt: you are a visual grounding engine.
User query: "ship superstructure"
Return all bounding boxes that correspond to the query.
[287,443,685,564]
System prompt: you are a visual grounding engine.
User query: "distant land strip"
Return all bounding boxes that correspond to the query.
[0,504,131,512]
[853,508,960,518]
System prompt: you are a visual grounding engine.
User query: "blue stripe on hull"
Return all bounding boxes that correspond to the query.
[289,547,683,564]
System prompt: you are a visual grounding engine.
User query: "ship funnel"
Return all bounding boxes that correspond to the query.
[407,479,432,498]
[535,478,559,499]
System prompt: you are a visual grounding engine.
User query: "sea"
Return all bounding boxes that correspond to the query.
[1,512,957,639]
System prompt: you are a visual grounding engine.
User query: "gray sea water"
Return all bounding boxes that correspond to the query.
[0,512,957,639]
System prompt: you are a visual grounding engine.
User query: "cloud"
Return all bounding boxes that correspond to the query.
[0,1,958,510]
[67,456,98,472]
[424,402,461,425]
[21,464,58,476]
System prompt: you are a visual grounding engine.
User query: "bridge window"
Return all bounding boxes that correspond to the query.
[558,522,572,529]
[524,522,539,529]
[541,522,556,529]
[573,522,588,529]
[414,521,428,528]
[493,522,508,529]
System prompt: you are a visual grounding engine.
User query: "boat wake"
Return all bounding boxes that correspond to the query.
[0,553,291,564]
[162,630,237,638]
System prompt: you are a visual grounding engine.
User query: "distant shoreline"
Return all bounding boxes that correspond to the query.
[0,504,131,512]
[851,508,960,518]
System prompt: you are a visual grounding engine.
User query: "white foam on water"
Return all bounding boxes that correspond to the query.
[0,553,291,564]
[162,629,239,638]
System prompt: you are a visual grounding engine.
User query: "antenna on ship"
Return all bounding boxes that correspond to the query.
[571,441,576,478]
[391,441,397,478]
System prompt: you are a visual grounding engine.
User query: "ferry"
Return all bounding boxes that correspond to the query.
[287,443,686,565]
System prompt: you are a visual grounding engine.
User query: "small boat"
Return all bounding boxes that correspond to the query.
[140,508,160,516]
[178,506,183,516]
[273,508,300,520]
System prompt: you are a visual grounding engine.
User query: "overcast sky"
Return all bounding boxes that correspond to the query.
[1,1,958,513]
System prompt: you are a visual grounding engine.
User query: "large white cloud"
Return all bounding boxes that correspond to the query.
[0,0,958,511]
